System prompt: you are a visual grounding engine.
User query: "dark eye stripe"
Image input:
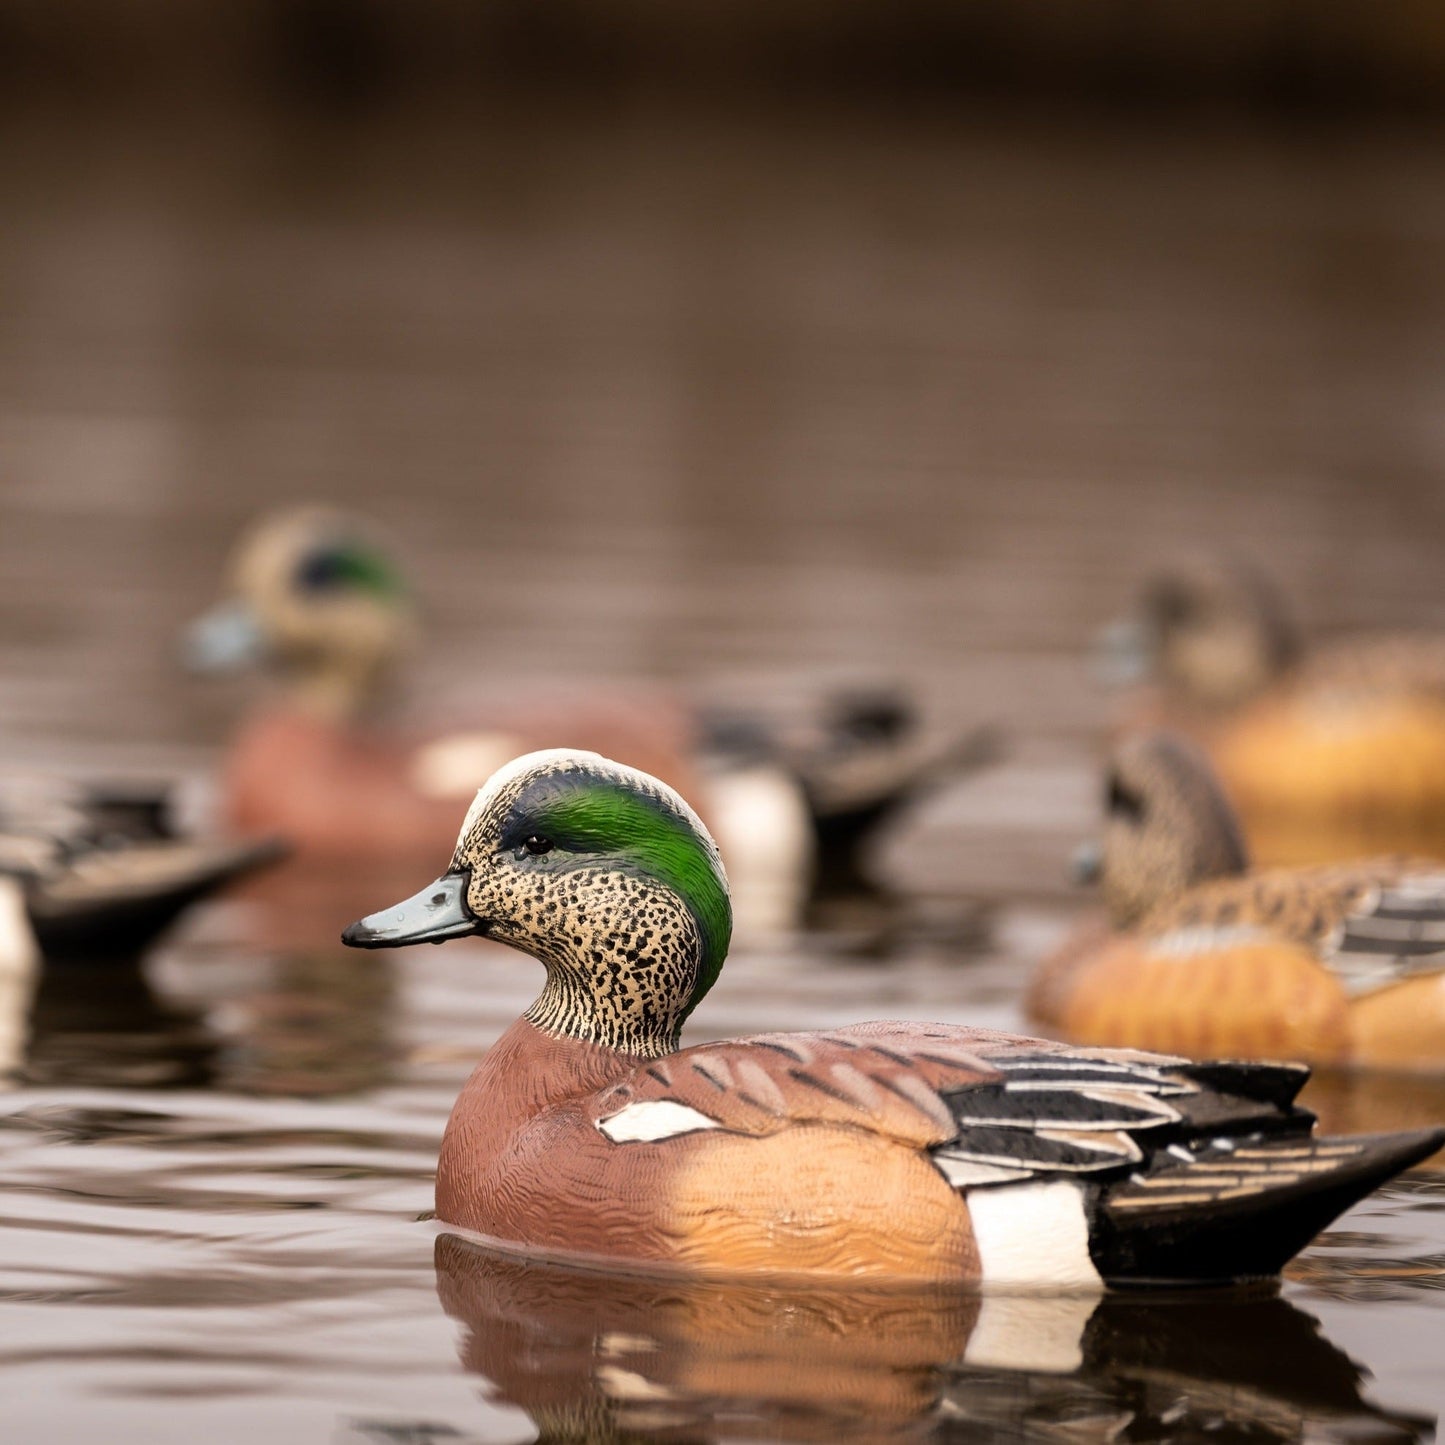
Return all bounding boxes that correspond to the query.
[1107,775,1146,823]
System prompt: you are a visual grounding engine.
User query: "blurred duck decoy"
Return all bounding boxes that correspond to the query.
[704,687,1000,899]
[1032,732,1445,1074]
[0,793,284,960]
[428,1237,1428,1444]
[1099,556,1445,865]
[187,508,984,936]
[343,748,1442,1285]
[184,506,811,936]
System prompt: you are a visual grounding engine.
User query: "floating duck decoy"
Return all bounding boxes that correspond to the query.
[0,796,284,960]
[343,749,1443,1285]
[1099,556,1445,865]
[1031,732,1445,1074]
[187,508,984,936]
[704,687,1000,900]
[183,507,785,912]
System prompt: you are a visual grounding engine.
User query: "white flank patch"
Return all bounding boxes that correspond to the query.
[598,1100,722,1143]
[967,1180,1102,1289]
[962,1290,1100,1374]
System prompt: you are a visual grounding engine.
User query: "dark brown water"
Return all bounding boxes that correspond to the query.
[2,104,1445,1441]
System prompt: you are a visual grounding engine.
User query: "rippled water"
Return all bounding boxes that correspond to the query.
[3,101,1445,1441]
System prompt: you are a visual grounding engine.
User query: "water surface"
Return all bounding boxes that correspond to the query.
[3,102,1445,1441]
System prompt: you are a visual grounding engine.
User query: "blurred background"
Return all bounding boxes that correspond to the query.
[4,0,1445,818]
[4,7,1445,1438]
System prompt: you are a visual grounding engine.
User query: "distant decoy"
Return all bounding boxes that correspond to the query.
[1032,731,1445,1074]
[1099,556,1445,865]
[188,507,985,935]
[343,749,1441,1284]
[702,687,999,900]
[0,789,283,959]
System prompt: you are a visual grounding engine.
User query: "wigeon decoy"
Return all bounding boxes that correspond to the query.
[0,796,282,960]
[186,508,985,936]
[1032,732,1445,1074]
[344,749,1443,1285]
[183,506,712,871]
[1099,556,1445,866]
[703,687,1000,899]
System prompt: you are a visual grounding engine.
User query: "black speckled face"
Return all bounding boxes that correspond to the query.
[449,750,731,1057]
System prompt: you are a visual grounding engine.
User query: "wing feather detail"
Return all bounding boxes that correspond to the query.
[589,1031,1318,1193]
[589,1024,1004,1146]
[1325,873,1445,994]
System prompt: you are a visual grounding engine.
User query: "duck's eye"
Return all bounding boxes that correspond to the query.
[1106,775,1146,824]
[523,835,554,857]
[296,550,349,591]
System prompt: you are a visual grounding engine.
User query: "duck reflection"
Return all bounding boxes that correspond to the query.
[24,948,217,1089]
[434,1234,1429,1444]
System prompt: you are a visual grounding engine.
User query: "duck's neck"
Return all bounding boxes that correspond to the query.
[436,1018,640,1223]
[282,657,387,724]
[524,969,682,1059]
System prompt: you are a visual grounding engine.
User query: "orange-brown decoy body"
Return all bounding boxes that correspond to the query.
[344,749,1442,1286]
[1103,558,1445,865]
[1032,732,1445,1074]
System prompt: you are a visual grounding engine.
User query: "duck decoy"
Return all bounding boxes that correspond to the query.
[343,749,1443,1285]
[1099,556,1445,866]
[0,798,284,960]
[1031,732,1445,1074]
[183,507,802,932]
[705,688,1001,900]
[188,508,988,935]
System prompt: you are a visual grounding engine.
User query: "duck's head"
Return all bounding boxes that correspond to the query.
[1085,732,1249,928]
[1097,557,1299,710]
[342,750,732,1057]
[184,507,412,717]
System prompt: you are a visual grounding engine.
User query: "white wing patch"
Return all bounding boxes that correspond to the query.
[598,1100,723,1143]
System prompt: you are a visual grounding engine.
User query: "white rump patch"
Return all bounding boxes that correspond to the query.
[967,1180,1102,1289]
[598,1100,723,1143]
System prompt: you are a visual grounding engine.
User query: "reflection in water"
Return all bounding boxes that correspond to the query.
[17,857,404,1097]
[216,944,397,1097]
[25,950,216,1090]
[1302,1071,1445,1161]
[434,1234,1429,1444]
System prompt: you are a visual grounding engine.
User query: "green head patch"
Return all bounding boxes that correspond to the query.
[453,751,733,1032]
[295,542,405,600]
